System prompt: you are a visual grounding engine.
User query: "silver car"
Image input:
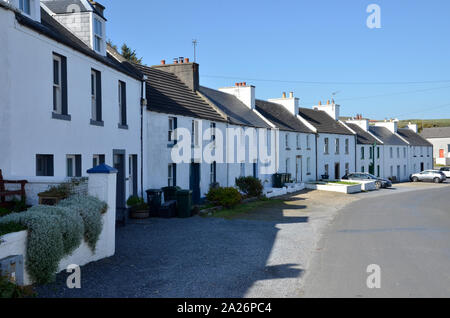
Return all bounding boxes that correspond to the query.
[410,170,446,183]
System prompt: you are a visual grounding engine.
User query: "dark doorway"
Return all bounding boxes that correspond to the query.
[369,163,375,175]
[190,162,201,204]
[113,150,126,225]
[334,163,340,180]
[420,162,424,171]
[253,162,258,179]
[129,155,138,197]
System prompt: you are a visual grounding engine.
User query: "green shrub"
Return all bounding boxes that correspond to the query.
[206,187,242,209]
[235,176,264,198]
[0,221,27,237]
[0,208,11,218]
[0,195,106,285]
[126,195,143,207]
[0,275,35,298]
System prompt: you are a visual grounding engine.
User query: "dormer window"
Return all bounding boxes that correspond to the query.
[19,0,31,15]
[93,18,103,52]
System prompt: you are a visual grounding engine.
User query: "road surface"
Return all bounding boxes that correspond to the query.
[301,183,450,297]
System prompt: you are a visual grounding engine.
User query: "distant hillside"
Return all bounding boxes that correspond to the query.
[340,117,450,133]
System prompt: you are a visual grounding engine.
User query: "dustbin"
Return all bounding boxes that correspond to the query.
[176,190,192,218]
[162,186,181,202]
[158,200,177,218]
[146,189,162,217]
[273,174,282,188]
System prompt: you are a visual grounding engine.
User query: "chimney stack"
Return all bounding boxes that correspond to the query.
[153,57,199,91]
[161,60,166,65]
[88,1,105,16]
[289,92,294,98]
[282,92,287,99]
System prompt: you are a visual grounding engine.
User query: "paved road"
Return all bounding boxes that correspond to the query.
[301,182,450,298]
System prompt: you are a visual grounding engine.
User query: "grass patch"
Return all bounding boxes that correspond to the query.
[328,181,359,185]
[205,198,284,219]
[0,222,27,237]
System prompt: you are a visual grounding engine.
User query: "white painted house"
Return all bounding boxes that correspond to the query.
[0,0,145,216]
[298,102,356,180]
[421,127,450,166]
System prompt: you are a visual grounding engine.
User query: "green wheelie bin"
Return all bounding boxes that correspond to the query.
[176,190,192,218]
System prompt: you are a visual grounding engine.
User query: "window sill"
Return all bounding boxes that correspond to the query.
[90,119,104,127]
[286,148,291,151]
[296,148,301,151]
[52,112,71,121]
[118,124,128,130]
[307,148,311,151]
[306,173,311,176]
[167,143,175,148]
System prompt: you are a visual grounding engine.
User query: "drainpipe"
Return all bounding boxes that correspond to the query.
[140,77,147,199]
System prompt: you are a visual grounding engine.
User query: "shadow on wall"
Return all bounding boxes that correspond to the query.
[36,197,309,298]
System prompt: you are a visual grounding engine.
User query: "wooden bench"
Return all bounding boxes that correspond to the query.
[0,169,28,206]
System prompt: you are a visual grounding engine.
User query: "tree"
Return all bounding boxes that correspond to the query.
[120,44,143,65]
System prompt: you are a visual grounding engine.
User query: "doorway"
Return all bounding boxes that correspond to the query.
[334,163,340,180]
[113,150,126,224]
[129,155,138,197]
[420,162,424,171]
[190,162,201,204]
[296,156,302,182]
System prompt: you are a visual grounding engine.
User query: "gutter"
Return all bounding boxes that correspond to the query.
[140,76,147,198]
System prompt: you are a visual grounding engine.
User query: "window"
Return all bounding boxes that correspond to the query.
[324,164,329,176]
[345,163,349,174]
[448,144,450,152]
[377,147,380,159]
[345,139,349,154]
[307,157,311,174]
[210,161,217,184]
[296,134,301,149]
[36,154,54,177]
[52,53,68,117]
[420,147,423,156]
[404,147,407,158]
[210,122,216,146]
[390,166,393,177]
[361,166,365,173]
[286,158,290,174]
[93,18,103,52]
[335,138,340,154]
[361,147,365,160]
[369,147,373,159]
[324,138,329,154]
[390,147,393,159]
[93,154,105,167]
[404,165,407,177]
[397,147,400,158]
[285,134,289,149]
[192,120,200,147]
[91,69,102,123]
[240,162,245,177]
[307,135,311,149]
[118,81,127,127]
[66,155,81,177]
[377,165,380,177]
[19,0,30,15]
[168,117,176,142]
[168,164,176,186]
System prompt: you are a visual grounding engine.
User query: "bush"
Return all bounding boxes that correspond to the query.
[0,194,106,284]
[0,222,27,237]
[0,275,35,298]
[235,177,264,198]
[0,208,10,218]
[206,187,242,209]
[126,195,143,207]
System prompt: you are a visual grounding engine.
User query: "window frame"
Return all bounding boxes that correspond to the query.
[36,154,54,177]
[335,138,340,155]
[118,80,127,127]
[93,18,103,53]
[324,138,329,154]
[19,0,31,15]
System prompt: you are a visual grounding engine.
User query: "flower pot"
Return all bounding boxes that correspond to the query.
[129,207,150,219]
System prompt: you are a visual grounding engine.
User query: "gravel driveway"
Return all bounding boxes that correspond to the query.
[37,184,436,298]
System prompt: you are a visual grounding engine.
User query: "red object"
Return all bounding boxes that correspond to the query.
[0,169,28,206]
[161,60,166,65]
[439,149,445,158]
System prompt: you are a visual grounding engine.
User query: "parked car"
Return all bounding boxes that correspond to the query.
[439,167,450,178]
[410,170,446,183]
[342,173,392,189]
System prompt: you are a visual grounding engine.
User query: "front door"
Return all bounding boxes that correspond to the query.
[296,156,302,182]
[421,162,425,171]
[128,155,138,197]
[440,149,445,158]
[113,150,126,224]
[190,162,201,204]
[334,163,340,180]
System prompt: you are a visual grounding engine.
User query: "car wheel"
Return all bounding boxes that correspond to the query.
[412,177,419,182]
[434,178,441,184]
[375,181,382,189]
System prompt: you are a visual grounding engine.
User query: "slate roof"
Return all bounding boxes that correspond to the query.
[368,126,409,146]
[198,87,271,128]
[397,128,432,147]
[42,0,106,20]
[254,100,313,133]
[14,8,142,80]
[298,108,354,135]
[132,65,227,122]
[346,123,381,145]
[421,127,450,139]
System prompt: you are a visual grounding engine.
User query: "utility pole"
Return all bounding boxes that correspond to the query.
[192,39,198,63]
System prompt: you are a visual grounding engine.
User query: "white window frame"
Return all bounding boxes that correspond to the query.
[324,164,329,176]
[286,158,290,174]
[335,138,340,155]
[240,162,245,177]
[66,155,76,178]
[168,164,174,186]
[168,117,176,142]
[307,157,311,174]
[53,54,62,114]
[307,135,311,149]
[345,138,349,154]
[397,147,400,158]
[210,122,216,147]
[192,120,200,147]
[210,162,216,184]
[324,138,329,154]
[19,0,31,15]
[91,70,97,121]
[93,18,103,53]
[285,133,289,149]
[118,81,124,125]
[296,134,301,149]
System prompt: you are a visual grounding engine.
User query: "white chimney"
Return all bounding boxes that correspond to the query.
[268,92,299,116]
[407,122,418,133]
[346,118,369,131]
[313,100,340,121]
[374,119,398,134]
[219,83,255,110]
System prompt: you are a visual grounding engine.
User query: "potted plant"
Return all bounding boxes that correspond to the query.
[127,196,150,219]
[38,183,72,206]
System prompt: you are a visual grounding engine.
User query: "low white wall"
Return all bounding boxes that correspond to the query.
[0,170,116,286]
[306,182,362,194]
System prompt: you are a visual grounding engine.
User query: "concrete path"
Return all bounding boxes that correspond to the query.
[300,181,450,298]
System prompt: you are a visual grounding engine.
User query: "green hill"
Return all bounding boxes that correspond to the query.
[341,117,450,133]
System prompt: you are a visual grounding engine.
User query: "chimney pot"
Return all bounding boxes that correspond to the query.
[289,92,294,98]
[161,60,166,65]
[173,58,178,64]
[318,101,322,105]
[184,58,190,63]
[242,82,246,86]
[327,100,330,105]
[282,92,286,99]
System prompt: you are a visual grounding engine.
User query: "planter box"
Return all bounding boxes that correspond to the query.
[285,183,305,193]
[348,180,377,191]
[306,182,362,194]
[37,193,67,206]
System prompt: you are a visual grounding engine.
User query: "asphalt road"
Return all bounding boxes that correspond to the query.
[301,182,450,298]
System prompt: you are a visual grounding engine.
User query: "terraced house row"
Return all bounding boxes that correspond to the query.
[0,0,433,214]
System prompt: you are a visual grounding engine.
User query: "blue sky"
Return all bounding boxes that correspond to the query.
[102,0,450,120]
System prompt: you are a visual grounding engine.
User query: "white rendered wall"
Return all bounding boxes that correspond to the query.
[316,133,356,179]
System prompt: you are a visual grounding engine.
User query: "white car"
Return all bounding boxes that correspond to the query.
[439,167,450,178]
[410,170,446,183]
